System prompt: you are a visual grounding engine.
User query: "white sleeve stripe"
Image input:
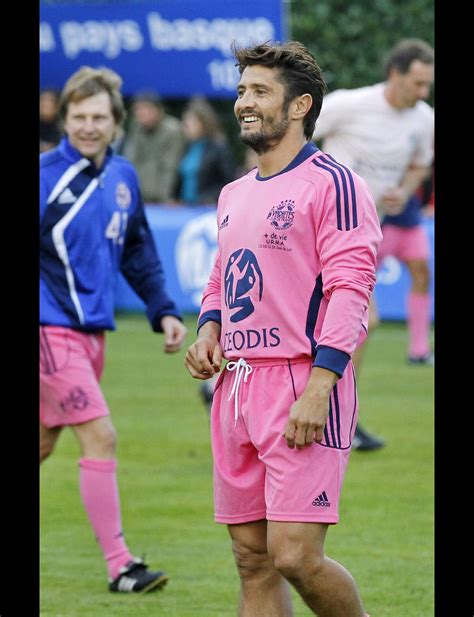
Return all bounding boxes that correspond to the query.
[51,178,99,325]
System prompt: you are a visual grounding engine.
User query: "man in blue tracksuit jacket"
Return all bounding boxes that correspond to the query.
[40,66,187,594]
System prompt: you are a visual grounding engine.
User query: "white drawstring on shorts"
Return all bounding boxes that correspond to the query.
[226,358,253,426]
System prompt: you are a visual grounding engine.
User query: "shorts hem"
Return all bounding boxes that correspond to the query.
[215,510,267,525]
[40,410,109,429]
[267,512,339,524]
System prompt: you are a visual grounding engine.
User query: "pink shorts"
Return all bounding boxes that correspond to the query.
[378,223,430,264]
[40,326,110,428]
[210,358,358,525]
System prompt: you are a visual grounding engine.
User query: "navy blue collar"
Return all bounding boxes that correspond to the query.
[255,141,319,181]
[59,136,113,174]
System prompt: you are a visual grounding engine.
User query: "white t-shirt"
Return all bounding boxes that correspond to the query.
[313,82,434,209]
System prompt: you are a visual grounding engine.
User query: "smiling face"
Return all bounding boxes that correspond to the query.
[234,65,291,155]
[64,91,117,168]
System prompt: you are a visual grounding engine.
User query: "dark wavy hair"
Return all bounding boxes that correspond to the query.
[232,41,326,139]
[383,39,434,78]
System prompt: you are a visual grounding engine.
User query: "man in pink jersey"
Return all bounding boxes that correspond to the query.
[185,41,381,617]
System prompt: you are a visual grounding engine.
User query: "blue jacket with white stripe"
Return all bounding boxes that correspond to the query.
[40,137,181,332]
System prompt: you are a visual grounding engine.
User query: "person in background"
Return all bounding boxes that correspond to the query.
[40,88,61,152]
[121,91,185,204]
[313,38,434,451]
[417,161,434,218]
[176,97,235,205]
[185,40,380,617]
[40,67,187,594]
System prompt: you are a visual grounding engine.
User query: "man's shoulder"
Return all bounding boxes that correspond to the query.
[324,83,379,104]
[40,146,64,171]
[108,152,140,183]
[299,150,367,192]
[414,99,434,121]
[219,169,254,198]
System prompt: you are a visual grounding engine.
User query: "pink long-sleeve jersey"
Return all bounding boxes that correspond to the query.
[198,142,382,377]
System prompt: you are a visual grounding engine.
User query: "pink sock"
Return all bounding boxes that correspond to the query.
[79,458,134,580]
[407,292,431,357]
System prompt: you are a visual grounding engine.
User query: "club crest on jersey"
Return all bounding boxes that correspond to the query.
[224,248,263,323]
[267,199,295,230]
[115,182,131,209]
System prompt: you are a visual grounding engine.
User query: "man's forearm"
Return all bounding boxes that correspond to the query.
[400,165,430,198]
[302,366,339,400]
[198,320,221,341]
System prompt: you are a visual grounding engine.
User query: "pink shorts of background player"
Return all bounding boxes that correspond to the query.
[378,223,430,264]
[210,357,358,525]
[40,326,110,428]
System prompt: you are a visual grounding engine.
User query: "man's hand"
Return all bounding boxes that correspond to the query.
[184,321,223,380]
[283,367,338,449]
[160,315,187,353]
[380,186,409,215]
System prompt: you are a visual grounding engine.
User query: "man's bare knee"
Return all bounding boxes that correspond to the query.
[368,312,380,331]
[232,538,274,582]
[271,544,324,583]
[40,425,62,464]
[72,417,117,458]
[407,259,430,293]
[40,441,54,462]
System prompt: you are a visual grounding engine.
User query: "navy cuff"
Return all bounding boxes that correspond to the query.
[197,309,222,334]
[150,306,182,332]
[313,345,351,377]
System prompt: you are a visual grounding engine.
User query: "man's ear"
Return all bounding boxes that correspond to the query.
[291,93,313,121]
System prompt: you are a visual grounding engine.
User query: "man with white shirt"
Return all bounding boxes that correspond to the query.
[313,39,434,451]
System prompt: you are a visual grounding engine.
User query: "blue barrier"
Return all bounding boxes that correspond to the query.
[115,205,434,321]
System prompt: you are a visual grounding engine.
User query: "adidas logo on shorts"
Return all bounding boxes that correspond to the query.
[312,491,331,507]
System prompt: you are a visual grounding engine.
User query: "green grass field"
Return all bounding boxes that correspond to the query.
[40,315,434,616]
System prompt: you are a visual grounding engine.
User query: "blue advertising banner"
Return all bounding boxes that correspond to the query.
[115,205,435,322]
[40,0,287,97]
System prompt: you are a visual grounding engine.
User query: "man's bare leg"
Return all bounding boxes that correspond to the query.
[228,519,293,617]
[268,521,366,617]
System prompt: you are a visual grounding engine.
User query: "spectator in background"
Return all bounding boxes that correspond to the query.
[175,97,235,205]
[121,92,184,203]
[40,67,187,594]
[40,89,61,152]
[313,38,434,451]
[420,161,434,217]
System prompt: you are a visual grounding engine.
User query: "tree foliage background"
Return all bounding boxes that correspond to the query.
[288,0,434,92]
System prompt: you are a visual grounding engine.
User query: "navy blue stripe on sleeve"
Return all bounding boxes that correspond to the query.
[312,159,342,230]
[319,155,351,230]
[325,154,358,229]
[197,310,222,333]
[313,345,351,377]
[313,156,359,230]
[305,274,324,357]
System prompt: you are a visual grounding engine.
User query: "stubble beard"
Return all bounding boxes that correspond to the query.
[239,113,290,155]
